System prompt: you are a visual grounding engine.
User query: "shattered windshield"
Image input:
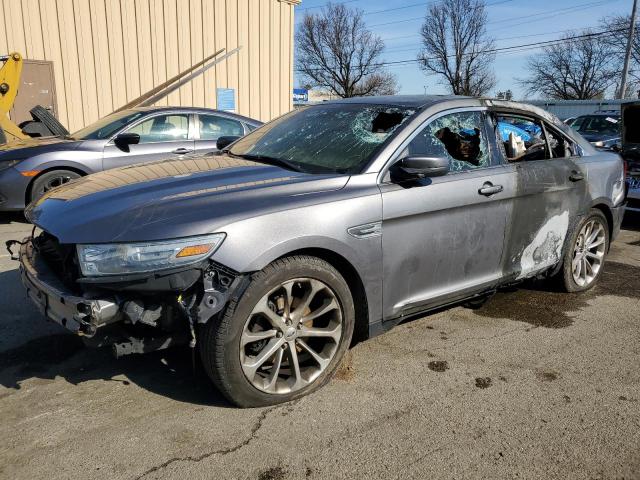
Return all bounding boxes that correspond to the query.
[228,104,416,174]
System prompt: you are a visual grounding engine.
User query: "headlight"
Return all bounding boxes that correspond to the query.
[76,233,225,276]
[592,140,604,147]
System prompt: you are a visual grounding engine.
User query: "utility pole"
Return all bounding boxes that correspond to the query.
[619,0,638,99]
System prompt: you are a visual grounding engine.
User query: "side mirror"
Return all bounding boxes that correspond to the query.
[114,132,140,150]
[216,135,241,150]
[392,155,449,179]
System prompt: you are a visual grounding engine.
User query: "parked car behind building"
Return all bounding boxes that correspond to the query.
[12,96,625,407]
[0,106,261,211]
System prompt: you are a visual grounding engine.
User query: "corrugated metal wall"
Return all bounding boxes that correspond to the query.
[0,0,296,132]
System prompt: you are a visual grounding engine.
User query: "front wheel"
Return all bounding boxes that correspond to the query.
[30,170,81,204]
[200,256,355,407]
[560,209,609,292]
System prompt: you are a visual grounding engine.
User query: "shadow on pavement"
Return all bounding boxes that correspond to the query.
[0,212,29,225]
[0,269,232,408]
[622,210,640,232]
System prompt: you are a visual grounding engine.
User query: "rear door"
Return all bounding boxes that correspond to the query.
[380,108,516,320]
[489,110,587,280]
[193,113,248,155]
[102,112,195,170]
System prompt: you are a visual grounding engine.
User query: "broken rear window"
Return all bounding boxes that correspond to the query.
[228,104,416,174]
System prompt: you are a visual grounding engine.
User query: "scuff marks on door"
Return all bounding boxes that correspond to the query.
[517,211,569,279]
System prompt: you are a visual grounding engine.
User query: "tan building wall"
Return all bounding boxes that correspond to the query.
[0,0,299,132]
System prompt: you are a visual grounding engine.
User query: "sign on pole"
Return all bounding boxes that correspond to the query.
[293,88,309,103]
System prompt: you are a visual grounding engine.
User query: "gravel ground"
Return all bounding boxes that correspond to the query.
[0,211,638,480]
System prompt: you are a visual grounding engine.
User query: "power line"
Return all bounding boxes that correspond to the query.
[297,0,364,11]
[298,0,514,16]
[295,28,626,72]
[368,0,516,27]
[364,0,514,16]
[383,25,609,53]
[367,0,612,29]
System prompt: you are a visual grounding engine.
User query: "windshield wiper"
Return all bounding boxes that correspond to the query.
[225,151,306,173]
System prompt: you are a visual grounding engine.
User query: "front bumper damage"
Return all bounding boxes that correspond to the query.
[19,240,120,335]
[14,236,245,356]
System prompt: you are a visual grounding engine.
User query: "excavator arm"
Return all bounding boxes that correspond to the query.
[0,52,28,144]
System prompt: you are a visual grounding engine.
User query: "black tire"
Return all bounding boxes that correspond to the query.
[200,255,355,407]
[29,105,69,137]
[560,209,609,293]
[29,170,81,204]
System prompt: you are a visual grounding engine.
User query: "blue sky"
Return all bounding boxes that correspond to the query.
[293,0,633,99]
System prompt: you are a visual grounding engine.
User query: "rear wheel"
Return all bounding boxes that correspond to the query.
[200,256,355,407]
[30,170,81,204]
[560,209,609,292]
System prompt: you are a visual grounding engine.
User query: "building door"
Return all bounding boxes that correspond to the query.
[9,60,58,125]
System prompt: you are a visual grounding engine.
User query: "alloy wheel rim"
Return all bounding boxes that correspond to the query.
[240,277,343,394]
[39,174,74,195]
[572,218,606,287]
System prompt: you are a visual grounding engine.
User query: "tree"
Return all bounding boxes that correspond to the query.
[296,3,399,98]
[417,0,496,96]
[518,30,618,100]
[600,15,640,97]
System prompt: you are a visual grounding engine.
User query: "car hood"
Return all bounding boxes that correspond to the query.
[26,155,350,243]
[0,136,81,157]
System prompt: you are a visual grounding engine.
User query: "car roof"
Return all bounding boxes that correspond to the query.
[128,106,262,125]
[323,95,471,109]
[318,95,560,121]
[577,112,621,117]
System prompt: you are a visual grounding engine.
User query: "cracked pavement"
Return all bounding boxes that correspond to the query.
[0,212,639,480]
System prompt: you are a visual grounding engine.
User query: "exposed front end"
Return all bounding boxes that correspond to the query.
[13,231,243,357]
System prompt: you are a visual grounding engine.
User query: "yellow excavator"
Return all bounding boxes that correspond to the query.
[0,52,26,144]
[0,52,69,145]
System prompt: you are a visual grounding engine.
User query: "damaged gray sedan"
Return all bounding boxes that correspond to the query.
[9,96,625,407]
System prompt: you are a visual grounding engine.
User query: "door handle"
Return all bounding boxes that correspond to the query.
[478,182,503,196]
[569,171,584,182]
[171,148,192,155]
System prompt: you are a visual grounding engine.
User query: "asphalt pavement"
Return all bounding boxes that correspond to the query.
[0,211,638,480]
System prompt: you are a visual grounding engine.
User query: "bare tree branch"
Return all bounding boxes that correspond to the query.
[518,30,618,99]
[417,0,496,96]
[600,15,640,96]
[295,3,399,98]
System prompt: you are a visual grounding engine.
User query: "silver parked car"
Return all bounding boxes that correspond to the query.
[11,96,625,407]
[0,106,261,210]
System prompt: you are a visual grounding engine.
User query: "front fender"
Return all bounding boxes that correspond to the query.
[241,234,363,272]
[16,153,101,175]
[211,190,384,328]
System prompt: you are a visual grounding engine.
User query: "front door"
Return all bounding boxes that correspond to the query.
[380,109,515,320]
[102,113,194,171]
